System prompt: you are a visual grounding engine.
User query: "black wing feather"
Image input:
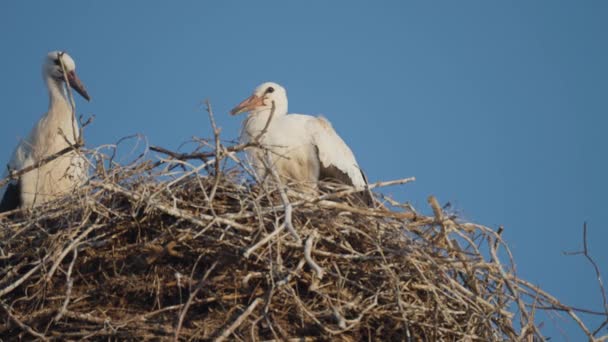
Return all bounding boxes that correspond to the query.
[315,146,374,206]
[0,181,21,213]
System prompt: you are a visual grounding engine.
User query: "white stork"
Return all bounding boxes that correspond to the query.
[0,51,91,212]
[231,82,372,204]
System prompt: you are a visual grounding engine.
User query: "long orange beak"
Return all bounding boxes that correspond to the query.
[230,94,264,115]
[67,70,91,101]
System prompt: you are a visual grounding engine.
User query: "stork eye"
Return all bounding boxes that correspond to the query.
[53,59,61,66]
[266,87,275,94]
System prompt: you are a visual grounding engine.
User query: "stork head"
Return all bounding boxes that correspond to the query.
[231,82,287,116]
[43,51,91,101]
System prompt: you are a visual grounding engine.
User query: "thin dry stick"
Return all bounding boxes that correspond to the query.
[304,230,324,280]
[332,295,379,334]
[150,141,260,162]
[0,143,82,191]
[54,248,77,322]
[214,297,263,342]
[244,223,286,259]
[1,301,49,341]
[214,176,417,222]
[313,198,418,220]
[91,181,253,233]
[46,222,98,282]
[594,323,608,340]
[317,177,416,202]
[204,99,223,203]
[2,136,605,340]
[564,222,608,316]
[487,240,529,320]
[149,99,276,166]
[0,261,44,298]
[265,151,301,244]
[174,261,218,342]
[254,100,276,143]
[427,195,443,221]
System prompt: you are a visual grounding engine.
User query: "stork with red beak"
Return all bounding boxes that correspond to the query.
[0,51,91,212]
[231,82,372,205]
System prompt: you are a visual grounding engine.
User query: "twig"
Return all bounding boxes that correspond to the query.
[175,261,218,342]
[46,220,97,282]
[253,100,276,144]
[91,181,253,233]
[427,195,443,221]
[1,138,604,341]
[1,301,49,341]
[313,198,419,221]
[214,297,263,342]
[265,151,301,244]
[205,100,223,203]
[304,230,324,280]
[318,177,415,202]
[564,222,608,316]
[0,261,43,298]
[0,143,82,190]
[150,141,260,162]
[54,248,77,322]
[244,223,285,259]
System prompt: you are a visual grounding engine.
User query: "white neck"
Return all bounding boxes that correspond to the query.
[241,104,287,142]
[45,75,69,108]
[43,74,79,144]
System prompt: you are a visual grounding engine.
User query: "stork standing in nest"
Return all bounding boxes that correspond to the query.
[0,51,91,212]
[231,82,372,205]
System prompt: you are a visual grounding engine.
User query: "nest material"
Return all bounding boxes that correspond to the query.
[0,140,600,341]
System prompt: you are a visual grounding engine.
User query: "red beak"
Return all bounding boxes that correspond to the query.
[230,94,264,115]
[67,70,91,101]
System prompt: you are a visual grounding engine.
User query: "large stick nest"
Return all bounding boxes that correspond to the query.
[0,137,602,341]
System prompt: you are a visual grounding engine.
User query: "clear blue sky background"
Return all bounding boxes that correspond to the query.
[1,1,606,339]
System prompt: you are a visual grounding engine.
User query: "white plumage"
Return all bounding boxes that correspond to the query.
[231,82,371,203]
[0,51,91,212]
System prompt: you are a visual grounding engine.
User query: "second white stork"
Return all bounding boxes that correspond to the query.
[230,82,372,205]
[0,51,91,212]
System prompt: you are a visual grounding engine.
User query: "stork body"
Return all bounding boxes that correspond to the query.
[0,51,90,212]
[231,82,371,204]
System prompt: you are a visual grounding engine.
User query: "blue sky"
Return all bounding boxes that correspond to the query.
[1,1,606,339]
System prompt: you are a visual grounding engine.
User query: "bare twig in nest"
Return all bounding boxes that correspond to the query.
[204,99,223,203]
[0,125,605,341]
[243,222,285,259]
[175,261,218,342]
[564,223,608,315]
[54,248,77,322]
[150,142,258,162]
[0,261,44,297]
[46,215,95,282]
[1,301,49,341]
[304,230,324,281]
[563,222,608,338]
[253,100,276,144]
[215,297,263,342]
[264,151,301,244]
[0,143,82,191]
[91,181,253,233]
[319,177,416,202]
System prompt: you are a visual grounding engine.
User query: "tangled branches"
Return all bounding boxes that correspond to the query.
[0,109,606,341]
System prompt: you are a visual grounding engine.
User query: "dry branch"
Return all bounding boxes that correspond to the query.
[0,131,605,341]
